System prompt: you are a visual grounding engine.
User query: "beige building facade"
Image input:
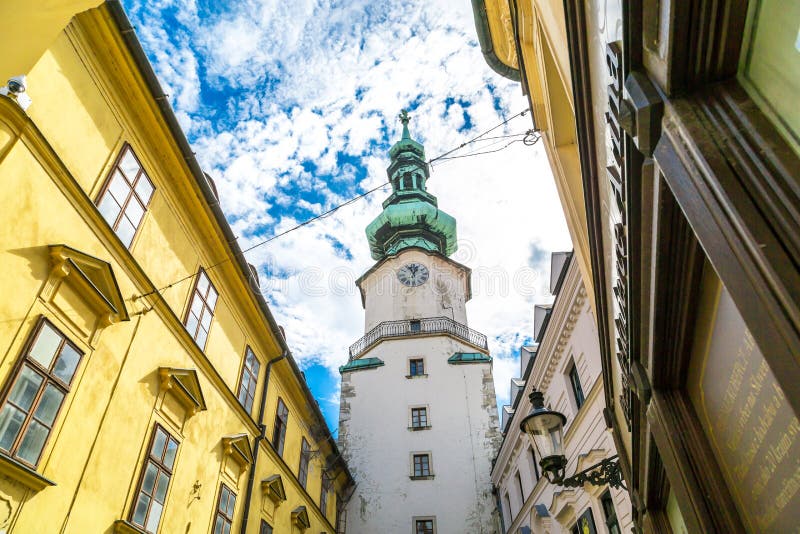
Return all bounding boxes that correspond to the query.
[495,253,632,533]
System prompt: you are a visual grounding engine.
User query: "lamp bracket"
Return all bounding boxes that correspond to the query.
[560,455,625,490]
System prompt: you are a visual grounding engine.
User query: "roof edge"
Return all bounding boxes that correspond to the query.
[471,0,521,81]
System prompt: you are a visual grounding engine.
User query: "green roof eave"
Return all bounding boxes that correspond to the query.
[339,357,385,374]
[448,352,492,364]
[470,0,521,81]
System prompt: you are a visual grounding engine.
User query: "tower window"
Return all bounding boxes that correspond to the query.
[411,453,432,478]
[414,518,436,534]
[568,361,585,410]
[409,320,421,333]
[410,407,429,429]
[408,358,425,377]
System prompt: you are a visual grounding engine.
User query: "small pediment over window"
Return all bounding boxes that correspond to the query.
[48,244,129,324]
[261,474,287,503]
[222,434,253,469]
[158,368,207,416]
[291,506,311,529]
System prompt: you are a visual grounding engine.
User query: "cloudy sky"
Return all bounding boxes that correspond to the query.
[123,0,572,430]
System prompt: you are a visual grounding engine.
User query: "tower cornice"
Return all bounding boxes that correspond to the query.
[354,246,472,308]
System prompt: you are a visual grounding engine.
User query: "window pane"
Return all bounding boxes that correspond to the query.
[135,176,154,205]
[33,384,64,426]
[8,366,43,410]
[163,438,178,470]
[119,149,141,182]
[151,428,167,458]
[125,198,145,228]
[206,287,218,308]
[186,313,199,336]
[200,309,213,331]
[219,486,229,512]
[222,521,231,534]
[53,344,81,384]
[116,216,136,248]
[108,170,132,201]
[154,471,170,502]
[227,492,236,515]
[214,516,224,534]
[197,272,209,295]
[145,500,163,533]
[195,327,208,349]
[0,404,25,451]
[132,493,150,526]
[142,461,158,494]
[17,419,49,464]
[97,195,121,225]
[29,324,62,369]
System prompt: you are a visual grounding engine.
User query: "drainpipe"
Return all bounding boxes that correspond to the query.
[240,349,288,534]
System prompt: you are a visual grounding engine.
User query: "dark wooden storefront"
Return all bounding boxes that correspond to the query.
[564,0,800,531]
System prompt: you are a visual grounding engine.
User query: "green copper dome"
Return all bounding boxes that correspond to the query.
[365,110,458,261]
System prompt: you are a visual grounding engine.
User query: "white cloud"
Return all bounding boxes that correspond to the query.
[124,0,573,419]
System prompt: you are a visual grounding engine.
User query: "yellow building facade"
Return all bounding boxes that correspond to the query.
[0,2,352,533]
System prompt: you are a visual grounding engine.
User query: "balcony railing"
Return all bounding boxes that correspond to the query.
[349,316,488,360]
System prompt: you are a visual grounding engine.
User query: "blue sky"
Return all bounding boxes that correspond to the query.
[122,0,572,431]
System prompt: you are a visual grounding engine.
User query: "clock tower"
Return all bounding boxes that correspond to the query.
[338,112,501,533]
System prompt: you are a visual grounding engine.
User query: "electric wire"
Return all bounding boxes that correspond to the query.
[132,108,532,301]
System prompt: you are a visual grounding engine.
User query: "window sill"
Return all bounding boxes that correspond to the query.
[113,520,149,534]
[405,374,428,379]
[409,475,435,481]
[408,425,432,431]
[0,453,56,492]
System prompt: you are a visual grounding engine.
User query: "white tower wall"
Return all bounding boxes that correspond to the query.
[340,249,501,533]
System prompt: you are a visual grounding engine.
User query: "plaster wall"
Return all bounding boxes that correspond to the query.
[359,249,470,330]
[340,334,501,533]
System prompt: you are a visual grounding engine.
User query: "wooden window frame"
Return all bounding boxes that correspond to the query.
[320,475,330,517]
[259,519,273,534]
[213,483,236,534]
[95,143,155,248]
[529,446,540,482]
[410,407,428,429]
[567,361,585,410]
[408,358,425,377]
[412,453,431,477]
[129,423,179,533]
[600,490,621,534]
[183,269,218,351]
[0,317,84,468]
[236,346,260,414]
[298,437,310,489]
[515,470,525,502]
[414,517,435,534]
[272,398,288,457]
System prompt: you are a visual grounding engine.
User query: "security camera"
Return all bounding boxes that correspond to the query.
[6,75,26,94]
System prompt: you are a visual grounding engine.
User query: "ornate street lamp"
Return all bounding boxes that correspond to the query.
[520,390,625,489]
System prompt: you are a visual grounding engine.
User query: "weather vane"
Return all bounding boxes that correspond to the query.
[399,109,410,126]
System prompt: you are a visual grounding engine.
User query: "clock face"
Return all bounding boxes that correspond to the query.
[397,263,429,287]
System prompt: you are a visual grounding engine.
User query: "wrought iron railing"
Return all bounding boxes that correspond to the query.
[349,316,488,360]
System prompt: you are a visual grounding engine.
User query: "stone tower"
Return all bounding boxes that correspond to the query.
[338,111,501,533]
